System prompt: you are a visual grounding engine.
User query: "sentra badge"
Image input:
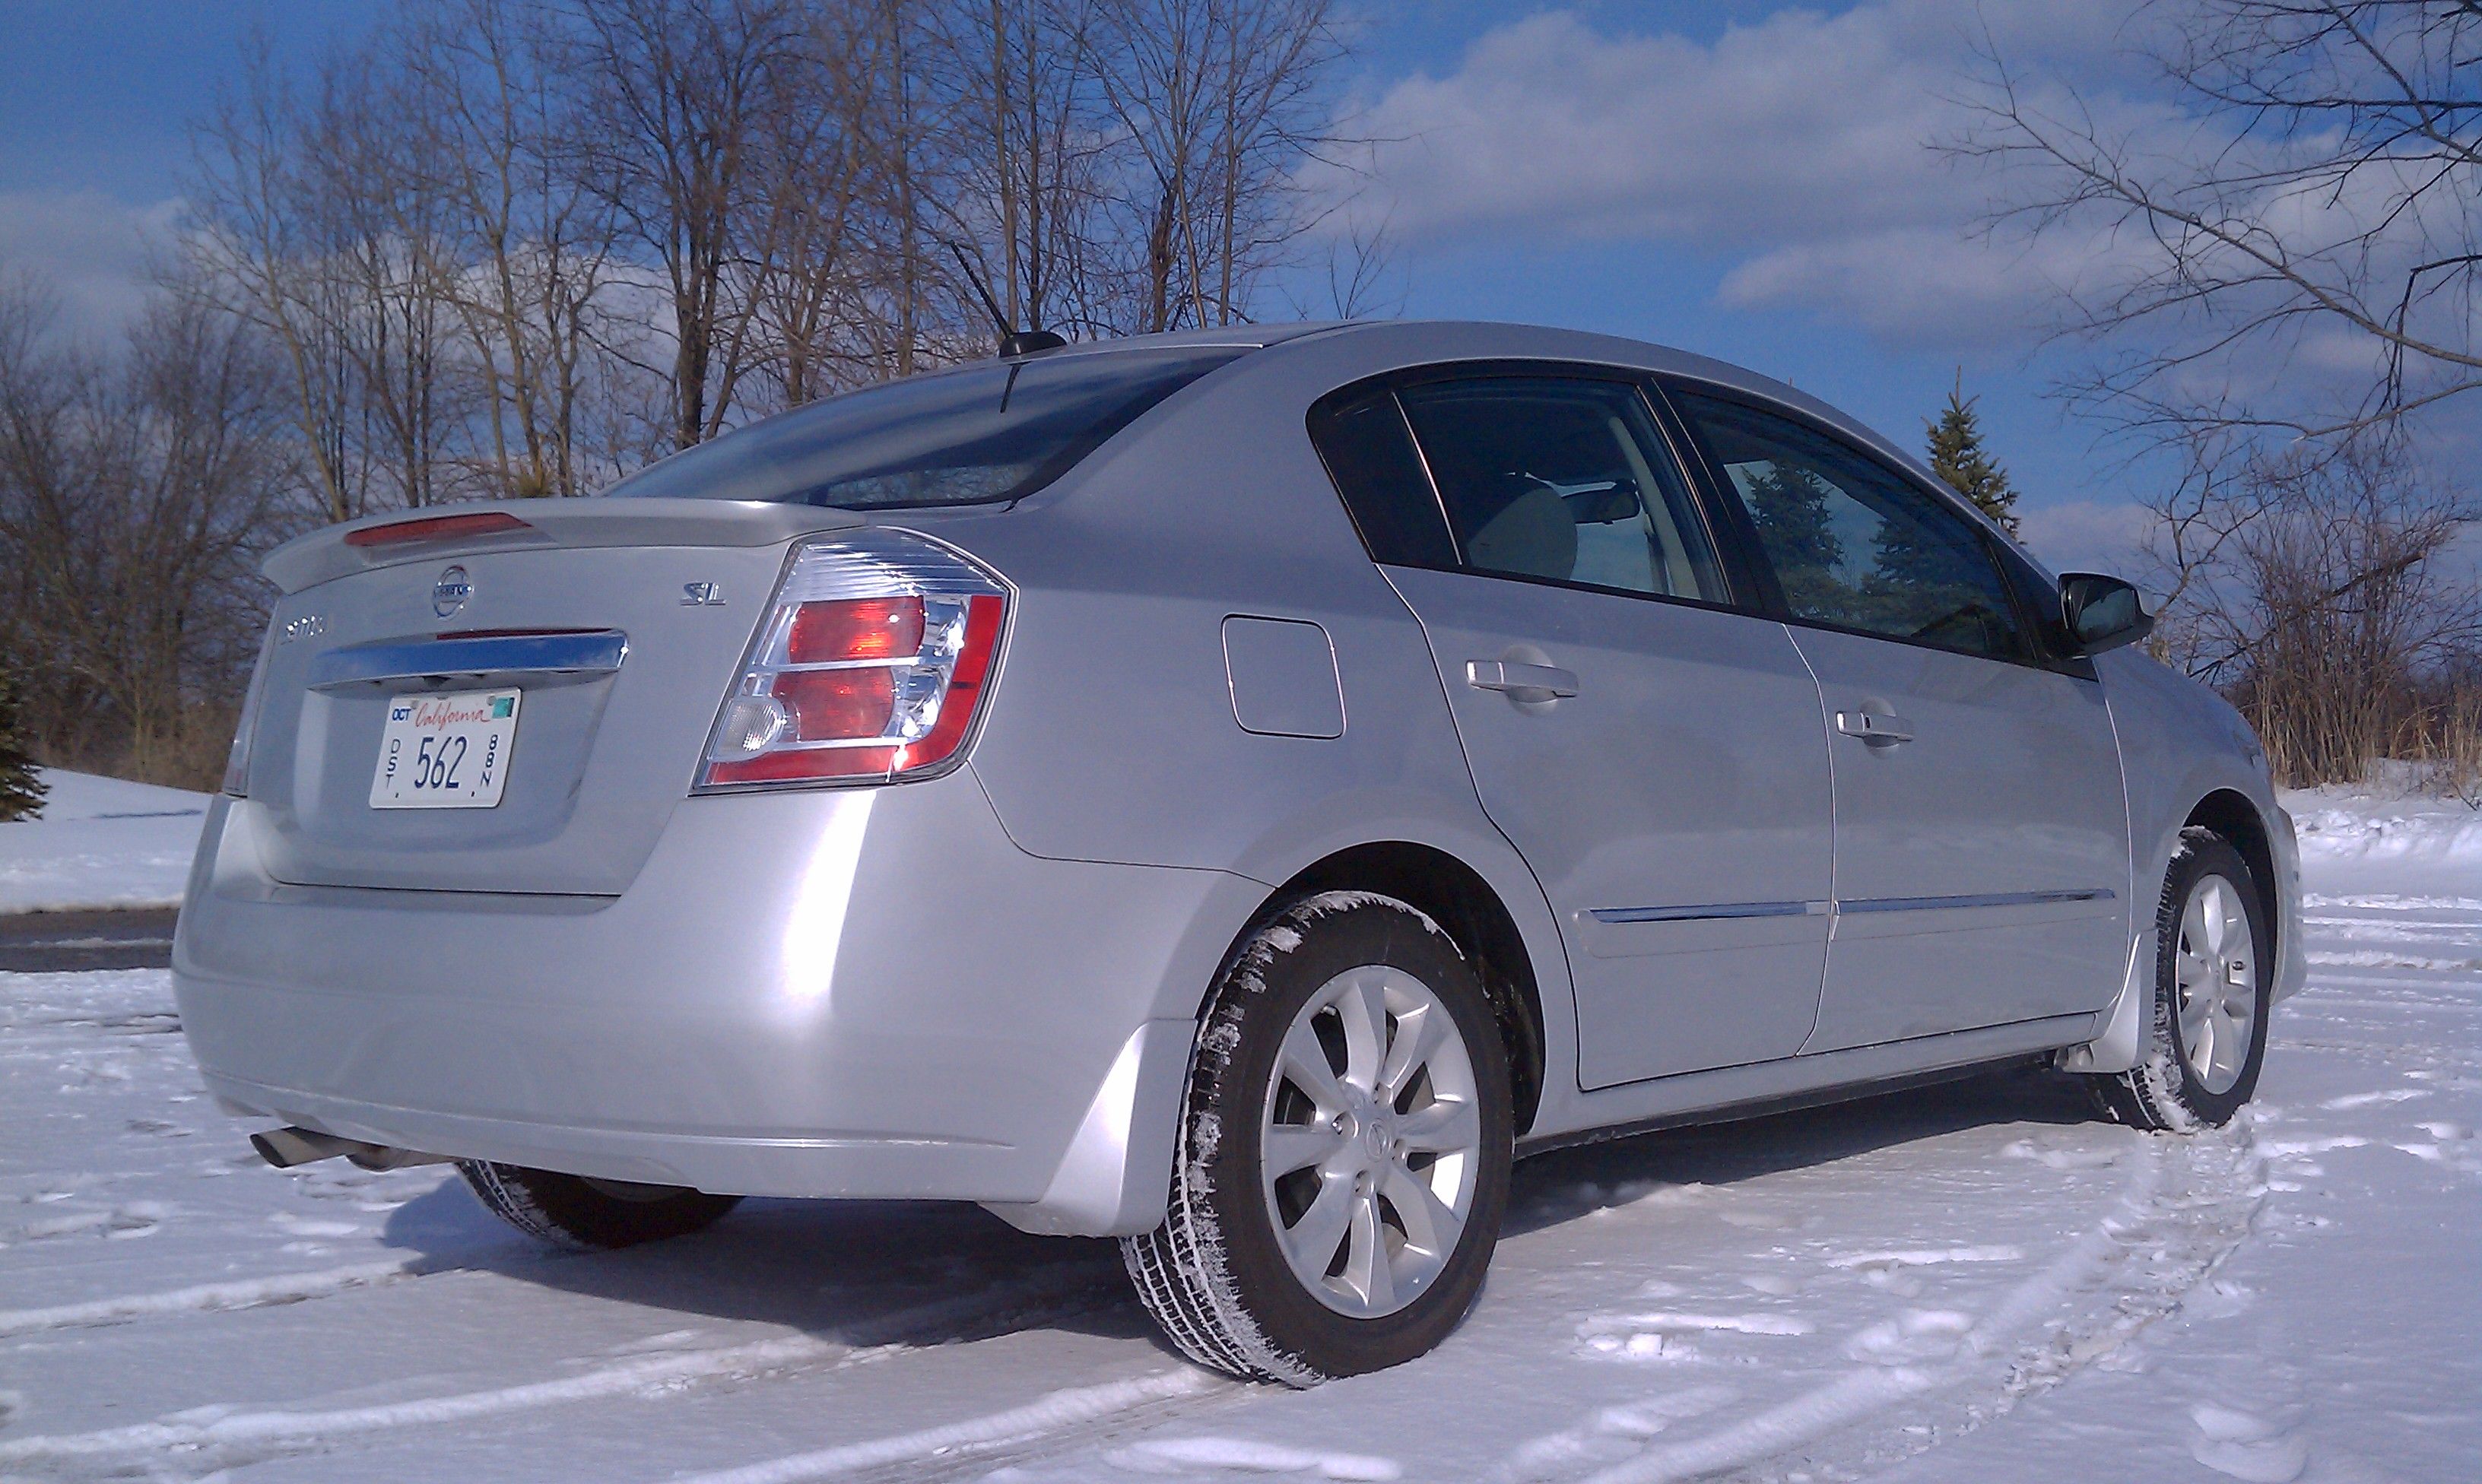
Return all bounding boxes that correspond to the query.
[433,565,472,618]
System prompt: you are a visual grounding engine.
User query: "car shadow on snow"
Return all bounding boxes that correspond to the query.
[1501,1061,2100,1238]
[380,1180,1154,1349]
[375,1062,2100,1358]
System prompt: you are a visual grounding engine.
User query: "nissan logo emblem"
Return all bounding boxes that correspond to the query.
[433,565,471,618]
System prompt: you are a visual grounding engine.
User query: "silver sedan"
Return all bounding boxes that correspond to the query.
[176,320,2306,1383]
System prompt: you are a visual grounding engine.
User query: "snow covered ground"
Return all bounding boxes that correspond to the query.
[0,771,208,915]
[1,785,2473,1482]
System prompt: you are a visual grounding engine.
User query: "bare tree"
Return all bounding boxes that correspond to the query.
[183,40,367,523]
[178,0,1368,474]
[1090,0,1341,331]
[921,0,1116,342]
[0,281,292,784]
[739,1,882,406]
[186,36,473,520]
[397,0,618,496]
[2147,436,2480,783]
[9,0,1380,782]
[1963,2,2480,788]
[315,45,465,511]
[1295,211,1403,319]
[1957,0,2479,455]
[565,0,817,449]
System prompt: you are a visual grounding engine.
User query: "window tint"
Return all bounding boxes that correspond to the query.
[1395,378,1724,601]
[1306,389,1457,569]
[1671,390,2027,660]
[603,347,1244,509]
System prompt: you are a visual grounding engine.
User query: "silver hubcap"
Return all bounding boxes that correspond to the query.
[2176,873,2258,1095]
[1260,965,1482,1318]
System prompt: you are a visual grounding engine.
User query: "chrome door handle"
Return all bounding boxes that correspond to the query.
[1836,709,1914,744]
[1467,660,1579,699]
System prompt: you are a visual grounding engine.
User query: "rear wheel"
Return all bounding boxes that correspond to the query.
[2090,828,2271,1130]
[457,1162,740,1249]
[1123,893,1513,1385]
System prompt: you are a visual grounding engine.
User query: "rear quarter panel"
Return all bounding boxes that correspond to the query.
[913,330,1585,1102]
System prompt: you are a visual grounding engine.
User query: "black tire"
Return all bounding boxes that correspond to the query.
[1122,892,1515,1386]
[457,1161,741,1249]
[2090,828,2272,1130]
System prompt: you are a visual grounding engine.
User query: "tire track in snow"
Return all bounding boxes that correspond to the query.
[1566,1124,2266,1484]
[656,1369,1225,1484]
[0,1257,442,1339]
[0,1260,1127,1472]
[0,1330,849,1466]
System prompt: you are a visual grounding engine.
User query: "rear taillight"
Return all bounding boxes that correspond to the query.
[697,530,1009,789]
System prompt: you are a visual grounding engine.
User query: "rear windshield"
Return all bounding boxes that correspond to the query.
[602,347,1246,509]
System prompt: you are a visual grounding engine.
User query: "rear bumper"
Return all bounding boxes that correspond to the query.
[173,775,1258,1235]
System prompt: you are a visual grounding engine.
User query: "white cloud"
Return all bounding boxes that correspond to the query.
[1329,2,2163,346]
[2014,496,2153,579]
[0,190,180,340]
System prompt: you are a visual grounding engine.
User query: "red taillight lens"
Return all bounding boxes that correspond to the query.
[343,509,533,547]
[893,595,1004,772]
[776,666,897,738]
[788,596,925,663]
[698,532,1008,790]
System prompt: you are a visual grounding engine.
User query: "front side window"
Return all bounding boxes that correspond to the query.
[604,347,1246,509]
[1671,389,2028,660]
[1394,377,1725,602]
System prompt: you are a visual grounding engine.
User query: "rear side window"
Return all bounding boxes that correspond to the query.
[1305,389,1458,569]
[605,347,1245,509]
[1671,389,2028,660]
[1396,377,1725,602]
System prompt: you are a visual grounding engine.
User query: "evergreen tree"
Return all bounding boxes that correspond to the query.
[1925,371,2020,534]
[0,660,46,823]
[1743,461,1851,624]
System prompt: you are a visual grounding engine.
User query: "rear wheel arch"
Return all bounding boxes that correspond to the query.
[1228,842,1546,1138]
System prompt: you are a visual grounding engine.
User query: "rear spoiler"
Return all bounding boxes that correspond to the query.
[263,499,863,595]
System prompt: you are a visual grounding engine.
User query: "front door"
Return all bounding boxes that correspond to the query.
[1668,387,2131,1051]
[1338,373,1837,1087]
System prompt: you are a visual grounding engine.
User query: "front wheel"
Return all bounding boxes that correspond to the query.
[2089,828,2272,1130]
[1123,893,1513,1385]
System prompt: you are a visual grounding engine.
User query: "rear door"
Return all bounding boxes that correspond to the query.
[1312,370,1836,1088]
[1665,386,2131,1050]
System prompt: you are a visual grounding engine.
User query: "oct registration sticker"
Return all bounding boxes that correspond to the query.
[369,690,521,809]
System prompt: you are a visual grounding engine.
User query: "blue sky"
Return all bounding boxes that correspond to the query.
[0,1,376,198]
[0,0,2160,571]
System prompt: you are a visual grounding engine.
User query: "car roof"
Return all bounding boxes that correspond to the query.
[1050,320,1915,478]
[963,319,2040,567]
[1303,320,1906,461]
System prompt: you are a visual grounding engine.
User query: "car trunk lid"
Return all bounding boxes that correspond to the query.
[245,499,859,895]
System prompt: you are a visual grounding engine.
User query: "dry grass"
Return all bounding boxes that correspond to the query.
[2402,687,2482,809]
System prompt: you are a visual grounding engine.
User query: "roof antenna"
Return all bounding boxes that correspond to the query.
[947,243,1065,359]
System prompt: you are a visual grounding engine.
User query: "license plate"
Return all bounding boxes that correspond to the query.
[370,689,521,809]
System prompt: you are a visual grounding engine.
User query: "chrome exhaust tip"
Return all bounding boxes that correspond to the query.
[249,1126,450,1172]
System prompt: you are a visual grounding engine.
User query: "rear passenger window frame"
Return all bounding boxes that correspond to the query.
[1652,376,2072,674]
[1306,359,1751,617]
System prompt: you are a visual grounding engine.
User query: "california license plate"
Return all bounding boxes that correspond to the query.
[369,689,521,809]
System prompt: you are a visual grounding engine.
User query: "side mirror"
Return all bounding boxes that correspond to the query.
[2058,572,2154,655]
